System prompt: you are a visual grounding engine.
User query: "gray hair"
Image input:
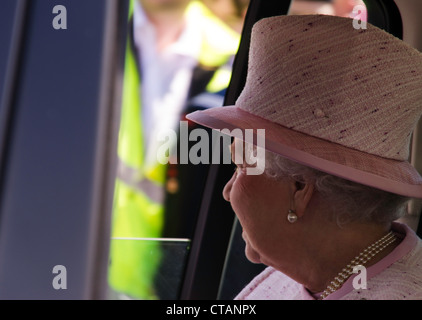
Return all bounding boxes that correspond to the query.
[251,146,411,226]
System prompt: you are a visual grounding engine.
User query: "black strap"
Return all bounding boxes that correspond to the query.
[187,65,217,100]
[127,17,142,80]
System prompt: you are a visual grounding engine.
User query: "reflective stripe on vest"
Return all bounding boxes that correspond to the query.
[117,158,165,204]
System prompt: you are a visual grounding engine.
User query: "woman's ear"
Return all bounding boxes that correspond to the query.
[293,181,314,217]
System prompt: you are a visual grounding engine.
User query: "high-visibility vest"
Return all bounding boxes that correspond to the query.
[108,0,240,299]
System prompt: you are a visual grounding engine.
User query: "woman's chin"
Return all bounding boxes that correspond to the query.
[243,236,262,264]
[245,248,262,264]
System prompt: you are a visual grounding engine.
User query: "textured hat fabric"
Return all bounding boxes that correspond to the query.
[186,15,422,198]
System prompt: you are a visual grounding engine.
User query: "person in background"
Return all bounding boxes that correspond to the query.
[289,0,366,18]
[202,0,250,33]
[187,14,422,299]
[108,0,241,299]
[332,0,365,18]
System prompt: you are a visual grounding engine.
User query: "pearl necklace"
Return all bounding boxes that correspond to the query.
[320,231,397,300]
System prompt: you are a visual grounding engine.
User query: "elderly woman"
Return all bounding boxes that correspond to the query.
[187,14,422,299]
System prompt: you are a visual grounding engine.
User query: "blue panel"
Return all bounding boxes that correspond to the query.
[0,0,109,299]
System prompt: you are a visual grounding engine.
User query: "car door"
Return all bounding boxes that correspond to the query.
[0,0,128,299]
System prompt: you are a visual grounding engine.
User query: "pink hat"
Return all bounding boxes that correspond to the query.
[186,15,422,198]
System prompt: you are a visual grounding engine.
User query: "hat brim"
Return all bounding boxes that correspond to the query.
[186,106,422,198]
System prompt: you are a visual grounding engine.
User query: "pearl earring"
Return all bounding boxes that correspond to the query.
[287,210,298,223]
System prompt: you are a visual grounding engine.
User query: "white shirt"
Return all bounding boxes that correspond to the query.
[133,2,201,167]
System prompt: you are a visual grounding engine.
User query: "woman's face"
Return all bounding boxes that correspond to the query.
[223,141,294,266]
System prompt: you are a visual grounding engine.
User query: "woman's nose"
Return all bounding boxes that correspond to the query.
[223,171,236,202]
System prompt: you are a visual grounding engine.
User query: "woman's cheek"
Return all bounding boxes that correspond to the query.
[229,177,252,219]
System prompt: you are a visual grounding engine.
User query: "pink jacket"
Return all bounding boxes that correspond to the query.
[235,222,422,300]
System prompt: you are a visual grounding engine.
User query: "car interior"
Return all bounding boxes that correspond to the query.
[0,0,421,300]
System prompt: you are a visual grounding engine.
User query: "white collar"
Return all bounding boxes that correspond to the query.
[133,1,201,61]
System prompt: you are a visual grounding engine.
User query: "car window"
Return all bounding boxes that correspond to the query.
[107,0,250,300]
